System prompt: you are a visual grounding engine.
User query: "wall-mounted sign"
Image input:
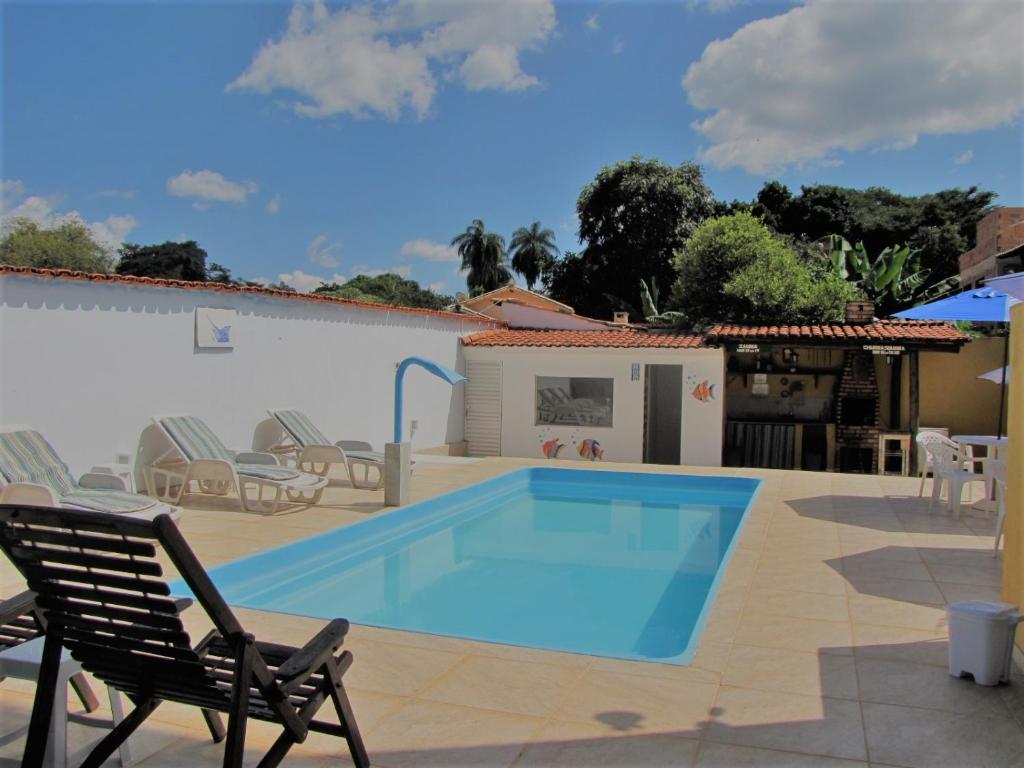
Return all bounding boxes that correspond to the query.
[736,343,760,353]
[630,363,640,381]
[863,344,905,355]
[196,307,235,348]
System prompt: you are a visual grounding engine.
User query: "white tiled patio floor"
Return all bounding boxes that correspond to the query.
[2,457,1022,767]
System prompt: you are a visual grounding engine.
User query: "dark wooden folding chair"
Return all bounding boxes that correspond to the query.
[0,589,100,713]
[0,504,370,768]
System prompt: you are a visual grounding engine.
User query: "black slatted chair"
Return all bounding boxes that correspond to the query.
[0,589,100,713]
[0,504,370,768]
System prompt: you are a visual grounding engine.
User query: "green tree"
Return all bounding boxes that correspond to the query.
[451,219,511,293]
[546,157,715,319]
[672,212,857,326]
[749,182,994,281]
[509,221,558,290]
[314,273,453,310]
[207,262,235,284]
[0,217,114,273]
[117,241,209,281]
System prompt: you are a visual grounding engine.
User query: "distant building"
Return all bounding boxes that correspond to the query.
[959,207,1024,288]
[451,283,616,330]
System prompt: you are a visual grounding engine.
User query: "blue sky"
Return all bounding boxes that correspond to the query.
[3,0,1022,294]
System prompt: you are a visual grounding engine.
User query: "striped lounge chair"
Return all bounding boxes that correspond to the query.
[0,426,180,521]
[265,409,389,490]
[148,415,328,514]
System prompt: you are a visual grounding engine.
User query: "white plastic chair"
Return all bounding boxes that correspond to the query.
[925,437,986,519]
[915,428,949,495]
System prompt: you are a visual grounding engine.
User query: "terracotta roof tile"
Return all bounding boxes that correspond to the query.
[706,320,967,343]
[0,265,499,324]
[461,329,708,348]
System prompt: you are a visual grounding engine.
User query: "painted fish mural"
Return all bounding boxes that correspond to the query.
[577,438,604,461]
[691,380,715,403]
[542,438,565,459]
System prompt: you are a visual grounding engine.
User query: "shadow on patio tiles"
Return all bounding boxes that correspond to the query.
[3,640,1024,767]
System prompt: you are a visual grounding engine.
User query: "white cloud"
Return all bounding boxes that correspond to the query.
[88,214,138,252]
[428,280,447,293]
[400,238,459,262]
[954,149,974,166]
[271,269,347,292]
[460,43,538,91]
[688,0,745,12]
[308,234,342,268]
[265,193,282,214]
[97,189,136,200]
[611,36,624,55]
[1,179,27,212]
[227,0,555,119]
[167,169,257,204]
[584,14,599,32]
[0,182,137,255]
[683,0,1024,174]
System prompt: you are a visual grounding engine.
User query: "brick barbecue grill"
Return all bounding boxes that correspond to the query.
[836,350,881,473]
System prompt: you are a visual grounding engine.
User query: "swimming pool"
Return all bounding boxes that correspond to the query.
[183,468,760,664]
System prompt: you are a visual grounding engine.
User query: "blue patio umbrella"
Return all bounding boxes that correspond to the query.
[894,287,1020,436]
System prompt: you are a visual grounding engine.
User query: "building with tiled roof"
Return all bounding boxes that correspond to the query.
[461,328,707,348]
[707,319,968,346]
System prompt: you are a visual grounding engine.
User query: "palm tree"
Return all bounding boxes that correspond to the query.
[509,221,559,291]
[451,219,511,293]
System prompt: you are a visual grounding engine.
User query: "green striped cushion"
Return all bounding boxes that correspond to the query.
[346,450,385,465]
[274,410,331,449]
[0,430,76,495]
[61,489,158,514]
[161,416,235,462]
[235,463,301,482]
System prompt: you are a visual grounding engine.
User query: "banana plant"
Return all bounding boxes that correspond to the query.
[639,277,686,325]
[817,235,959,314]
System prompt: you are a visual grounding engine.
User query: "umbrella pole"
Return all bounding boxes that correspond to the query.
[998,330,1009,439]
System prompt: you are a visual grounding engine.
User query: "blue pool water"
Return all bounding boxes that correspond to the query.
[177,468,760,664]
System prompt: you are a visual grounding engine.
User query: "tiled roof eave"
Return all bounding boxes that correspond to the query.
[0,265,502,325]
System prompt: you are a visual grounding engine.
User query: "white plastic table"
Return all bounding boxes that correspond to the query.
[0,637,132,767]
[952,435,1008,512]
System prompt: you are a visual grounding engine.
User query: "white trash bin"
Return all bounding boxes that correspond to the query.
[947,601,1023,686]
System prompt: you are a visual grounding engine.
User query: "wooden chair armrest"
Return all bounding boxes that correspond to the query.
[276,619,350,692]
[0,590,38,626]
[173,597,194,613]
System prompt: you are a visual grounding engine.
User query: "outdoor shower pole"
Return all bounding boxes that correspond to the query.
[386,357,467,506]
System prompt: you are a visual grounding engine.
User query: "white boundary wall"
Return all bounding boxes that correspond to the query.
[0,274,492,478]
[462,344,725,466]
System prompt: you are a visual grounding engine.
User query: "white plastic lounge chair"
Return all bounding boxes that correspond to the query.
[264,409,390,490]
[147,415,327,514]
[0,425,180,521]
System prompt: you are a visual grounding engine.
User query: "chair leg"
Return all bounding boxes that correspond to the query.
[70,671,101,713]
[929,476,942,512]
[951,479,963,520]
[203,708,227,743]
[80,695,161,768]
[326,658,370,768]
[994,502,1007,555]
[23,628,64,768]
[224,636,254,768]
[918,470,927,497]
